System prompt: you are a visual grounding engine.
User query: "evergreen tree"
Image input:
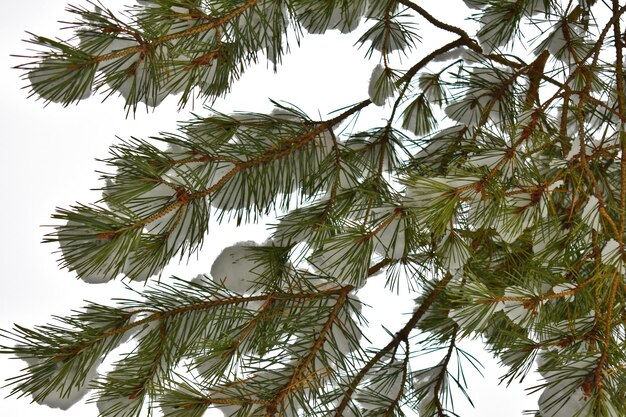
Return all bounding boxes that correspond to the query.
[2,0,626,416]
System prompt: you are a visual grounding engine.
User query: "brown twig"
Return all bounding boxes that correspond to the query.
[265,287,352,416]
[91,0,262,63]
[333,273,453,417]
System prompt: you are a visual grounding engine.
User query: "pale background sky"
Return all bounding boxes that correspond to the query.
[0,1,539,416]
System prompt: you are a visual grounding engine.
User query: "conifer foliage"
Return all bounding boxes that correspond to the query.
[3,0,626,416]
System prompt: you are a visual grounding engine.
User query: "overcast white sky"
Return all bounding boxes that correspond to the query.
[0,1,539,416]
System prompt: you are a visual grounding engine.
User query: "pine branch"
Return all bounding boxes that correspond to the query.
[49,99,372,282]
[264,286,351,417]
[92,0,263,64]
[2,284,351,375]
[108,99,370,235]
[9,1,626,416]
[333,273,453,417]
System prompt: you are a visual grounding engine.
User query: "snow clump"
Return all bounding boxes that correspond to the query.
[295,1,366,34]
[368,64,395,106]
[309,236,371,288]
[445,67,512,126]
[534,20,586,62]
[370,206,406,259]
[413,366,442,415]
[536,353,599,417]
[551,282,577,302]
[18,354,100,410]
[501,286,541,326]
[210,241,266,294]
[28,58,93,104]
[356,358,404,410]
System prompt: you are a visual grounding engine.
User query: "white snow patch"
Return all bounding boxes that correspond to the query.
[58,220,121,283]
[210,241,264,294]
[18,354,99,410]
[601,239,621,264]
[309,238,370,287]
[551,283,576,302]
[537,354,598,417]
[535,20,586,62]
[296,1,365,34]
[28,58,92,103]
[370,206,406,259]
[413,366,441,415]
[356,359,404,410]
[368,64,393,106]
[501,286,539,326]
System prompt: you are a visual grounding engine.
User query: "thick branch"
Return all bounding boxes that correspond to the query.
[396,38,469,86]
[394,0,473,42]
